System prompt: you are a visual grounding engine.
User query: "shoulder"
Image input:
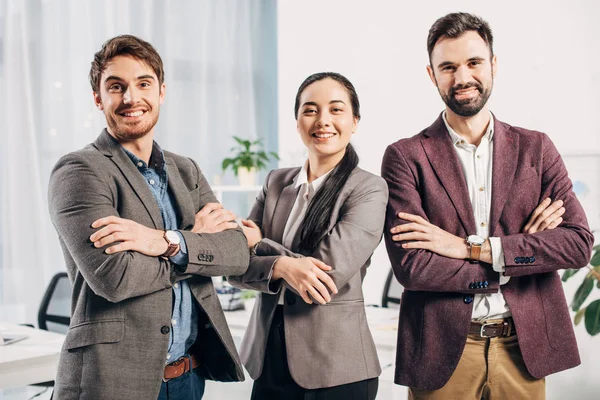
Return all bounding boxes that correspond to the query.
[497,119,549,143]
[345,167,388,200]
[52,144,104,173]
[262,167,301,188]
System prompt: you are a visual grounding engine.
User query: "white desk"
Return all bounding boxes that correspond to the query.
[224,298,399,352]
[0,323,65,389]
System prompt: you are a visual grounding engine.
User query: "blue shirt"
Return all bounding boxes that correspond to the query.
[123,144,199,364]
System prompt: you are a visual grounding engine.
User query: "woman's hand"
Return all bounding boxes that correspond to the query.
[272,256,338,305]
[241,219,263,248]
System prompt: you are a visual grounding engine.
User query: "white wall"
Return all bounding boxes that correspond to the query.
[277,0,600,398]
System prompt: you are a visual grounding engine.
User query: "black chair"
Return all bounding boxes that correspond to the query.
[38,272,71,333]
[381,267,403,308]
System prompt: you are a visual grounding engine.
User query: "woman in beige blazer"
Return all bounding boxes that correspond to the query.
[229,72,388,399]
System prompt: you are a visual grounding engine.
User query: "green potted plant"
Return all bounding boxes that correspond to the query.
[221,136,279,186]
[562,244,600,336]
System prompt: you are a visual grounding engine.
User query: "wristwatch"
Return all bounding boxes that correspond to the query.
[162,230,181,258]
[467,235,485,262]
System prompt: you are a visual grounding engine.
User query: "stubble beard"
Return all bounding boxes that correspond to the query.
[440,81,492,118]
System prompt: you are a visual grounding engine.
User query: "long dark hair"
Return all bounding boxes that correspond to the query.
[294,72,360,254]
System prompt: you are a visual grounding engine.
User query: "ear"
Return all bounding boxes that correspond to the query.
[351,116,358,134]
[159,83,166,104]
[426,65,437,86]
[93,91,104,110]
[491,55,498,78]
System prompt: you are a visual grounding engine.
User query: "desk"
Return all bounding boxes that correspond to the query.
[0,323,65,389]
[224,299,399,352]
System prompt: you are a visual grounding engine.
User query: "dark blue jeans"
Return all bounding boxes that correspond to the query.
[157,369,206,400]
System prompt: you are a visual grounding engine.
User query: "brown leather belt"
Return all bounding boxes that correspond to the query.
[163,354,200,382]
[470,317,515,338]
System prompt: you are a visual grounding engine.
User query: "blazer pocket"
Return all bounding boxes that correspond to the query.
[64,319,124,350]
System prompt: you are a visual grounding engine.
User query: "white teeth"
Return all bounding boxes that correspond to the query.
[314,133,334,138]
[123,111,144,117]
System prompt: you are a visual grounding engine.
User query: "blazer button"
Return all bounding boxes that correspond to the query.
[161,325,170,335]
[529,256,535,263]
[483,281,489,288]
[208,255,214,262]
[463,295,474,304]
[514,257,521,264]
[469,282,475,289]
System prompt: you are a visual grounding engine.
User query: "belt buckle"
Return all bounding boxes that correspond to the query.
[479,321,496,338]
[163,357,186,382]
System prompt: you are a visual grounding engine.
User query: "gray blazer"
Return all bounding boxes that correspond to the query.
[229,166,388,389]
[48,130,249,400]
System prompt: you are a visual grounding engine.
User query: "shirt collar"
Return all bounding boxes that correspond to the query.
[443,110,495,146]
[294,161,333,192]
[123,141,166,172]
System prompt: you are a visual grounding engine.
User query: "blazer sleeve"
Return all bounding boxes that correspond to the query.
[178,158,249,277]
[500,134,594,276]
[227,170,282,294]
[382,143,500,294]
[229,172,389,299]
[48,153,174,303]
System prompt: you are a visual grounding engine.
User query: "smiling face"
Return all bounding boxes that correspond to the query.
[427,30,496,118]
[93,55,165,142]
[296,78,358,164]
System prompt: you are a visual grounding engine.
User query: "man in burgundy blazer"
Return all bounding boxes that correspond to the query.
[382,13,594,399]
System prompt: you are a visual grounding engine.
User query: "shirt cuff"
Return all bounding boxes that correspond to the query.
[169,231,189,266]
[489,237,510,285]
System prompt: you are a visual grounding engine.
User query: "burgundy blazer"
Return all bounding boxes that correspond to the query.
[381,113,594,390]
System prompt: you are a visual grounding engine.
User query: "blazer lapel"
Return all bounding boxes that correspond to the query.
[165,156,196,230]
[421,115,477,235]
[488,119,519,236]
[92,129,164,230]
[270,178,300,244]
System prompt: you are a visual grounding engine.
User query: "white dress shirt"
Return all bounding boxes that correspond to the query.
[277,162,333,304]
[442,111,511,320]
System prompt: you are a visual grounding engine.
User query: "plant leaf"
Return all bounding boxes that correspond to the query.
[270,151,280,160]
[572,278,594,312]
[590,250,600,267]
[574,307,586,325]
[584,300,600,336]
[562,268,580,282]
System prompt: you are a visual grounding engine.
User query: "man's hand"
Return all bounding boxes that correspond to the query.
[192,203,238,234]
[90,216,167,256]
[523,198,564,234]
[272,256,338,305]
[390,212,468,260]
[241,219,262,248]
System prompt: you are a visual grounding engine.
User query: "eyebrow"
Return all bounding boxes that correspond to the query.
[302,100,347,107]
[437,57,486,69]
[104,74,156,83]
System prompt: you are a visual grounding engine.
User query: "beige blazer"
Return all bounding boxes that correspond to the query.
[229,166,388,389]
[48,130,249,400]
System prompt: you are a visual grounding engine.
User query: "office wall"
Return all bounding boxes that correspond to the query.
[277,1,600,398]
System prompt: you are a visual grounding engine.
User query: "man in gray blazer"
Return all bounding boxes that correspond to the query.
[48,35,249,400]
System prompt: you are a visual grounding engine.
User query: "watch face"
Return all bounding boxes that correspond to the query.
[165,230,181,245]
[467,235,485,245]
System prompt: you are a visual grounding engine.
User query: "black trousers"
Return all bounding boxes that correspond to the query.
[251,306,378,400]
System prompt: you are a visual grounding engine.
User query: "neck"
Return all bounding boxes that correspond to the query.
[445,107,491,146]
[108,129,155,164]
[306,150,345,183]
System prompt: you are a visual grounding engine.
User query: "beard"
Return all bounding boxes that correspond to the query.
[106,109,160,141]
[440,81,492,117]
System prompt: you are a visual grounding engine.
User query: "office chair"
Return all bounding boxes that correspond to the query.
[38,272,71,333]
[381,268,403,308]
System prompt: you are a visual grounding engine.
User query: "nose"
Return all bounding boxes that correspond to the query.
[316,111,332,128]
[123,87,139,105]
[454,65,472,85]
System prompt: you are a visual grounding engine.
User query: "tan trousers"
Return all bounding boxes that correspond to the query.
[409,332,545,400]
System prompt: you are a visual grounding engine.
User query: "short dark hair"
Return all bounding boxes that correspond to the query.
[427,12,494,63]
[294,72,361,121]
[89,34,164,93]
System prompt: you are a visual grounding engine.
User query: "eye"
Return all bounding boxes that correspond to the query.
[140,81,152,88]
[469,60,482,67]
[331,107,344,113]
[303,108,317,115]
[442,66,456,72]
[108,83,124,92]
